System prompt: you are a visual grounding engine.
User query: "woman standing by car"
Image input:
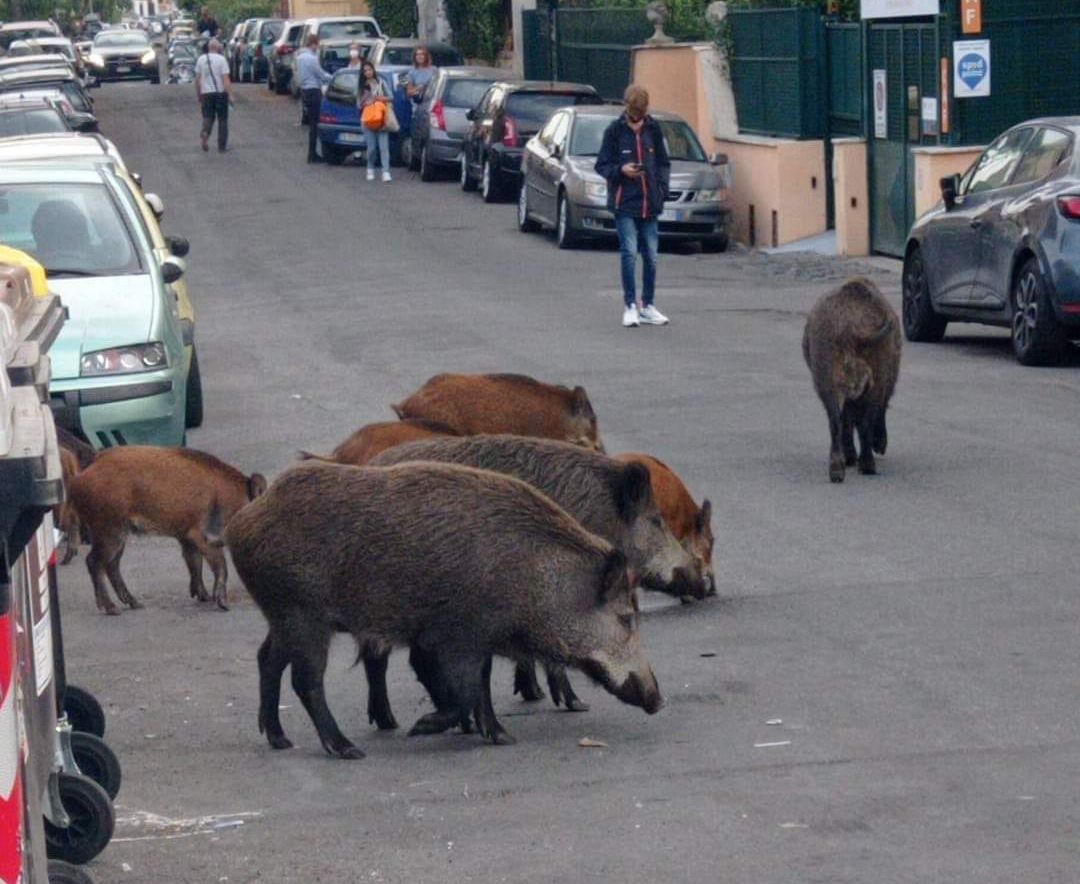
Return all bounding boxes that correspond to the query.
[358,61,391,182]
[404,46,434,100]
[347,42,364,68]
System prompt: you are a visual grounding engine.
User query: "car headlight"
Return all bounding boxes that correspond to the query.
[81,342,168,377]
[141,49,156,64]
[695,189,720,202]
[584,181,607,201]
[88,53,105,67]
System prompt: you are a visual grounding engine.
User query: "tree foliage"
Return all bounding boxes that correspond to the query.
[371,0,417,37]
[443,0,505,63]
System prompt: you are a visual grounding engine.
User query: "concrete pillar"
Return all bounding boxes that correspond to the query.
[509,0,537,76]
[832,138,868,257]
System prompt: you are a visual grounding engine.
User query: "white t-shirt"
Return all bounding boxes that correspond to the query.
[196,53,230,94]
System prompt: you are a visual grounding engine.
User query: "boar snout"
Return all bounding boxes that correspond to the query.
[615,667,663,714]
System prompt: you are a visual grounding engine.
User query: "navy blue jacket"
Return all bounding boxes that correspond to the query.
[594,114,671,219]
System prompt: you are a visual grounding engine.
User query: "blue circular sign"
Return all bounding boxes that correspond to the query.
[958,52,987,91]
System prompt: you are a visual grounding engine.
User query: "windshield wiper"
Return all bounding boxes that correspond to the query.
[45,268,101,277]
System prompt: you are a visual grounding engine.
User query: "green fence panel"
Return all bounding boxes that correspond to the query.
[729,7,824,139]
[555,8,653,100]
[826,22,862,137]
[948,0,1080,145]
[522,9,552,81]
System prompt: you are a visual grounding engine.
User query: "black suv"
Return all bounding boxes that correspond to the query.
[460,80,601,203]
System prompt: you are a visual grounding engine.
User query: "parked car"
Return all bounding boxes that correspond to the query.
[367,37,462,68]
[0,20,61,51]
[167,42,198,84]
[518,104,732,250]
[0,66,97,121]
[0,95,97,136]
[228,18,259,81]
[291,16,382,97]
[0,53,78,77]
[6,37,86,79]
[315,67,397,164]
[239,18,283,83]
[267,20,303,94]
[225,20,249,74]
[86,29,160,83]
[460,80,602,202]
[0,163,190,446]
[903,117,1080,365]
[408,65,507,180]
[318,36,380,76]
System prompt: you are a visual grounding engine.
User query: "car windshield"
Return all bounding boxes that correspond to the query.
[0,183,141,276]
[569,116,707,161]
[94,32,150,47]
[0,28,56,49]
[260,21,284,40]
[506,92,597,127]
[0,107,68,136]
[443,77,496,108]
[318,20,378,39]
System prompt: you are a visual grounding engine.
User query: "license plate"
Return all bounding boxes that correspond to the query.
[660,209,683,222]
[339,132,364,144]
[116,65,131,73]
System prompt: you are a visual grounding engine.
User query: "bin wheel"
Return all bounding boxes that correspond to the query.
[49,859,96,884]
[44,773,116,865]
[71,731,122,800]
[63,685,105,737]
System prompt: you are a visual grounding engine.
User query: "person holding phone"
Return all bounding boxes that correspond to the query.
[595,84,671,328]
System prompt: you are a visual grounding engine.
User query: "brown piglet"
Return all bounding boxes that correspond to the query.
[392,373,604,451]
[301,418,460,466]
[68,446,267,614]
[616,453,715,597]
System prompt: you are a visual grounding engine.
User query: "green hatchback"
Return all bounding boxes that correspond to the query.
[0,163,188,447]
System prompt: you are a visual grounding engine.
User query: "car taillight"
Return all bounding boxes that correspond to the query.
[1059,195,1080,220]
[503,115,518,148]
[429,99,446,131]
[319,112,335,123]
[280,45,293,55]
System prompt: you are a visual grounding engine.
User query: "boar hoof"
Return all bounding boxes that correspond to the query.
[216,598,230,612]
[829,459,845,483]
[408,711,456,736]
[485,729,516,746]
[102,605,121,616]
[126,598,144,610]
[267,734,294,751]
[858,459,877,476]
[195,588,210,602]
[369,711,399,731]
[325,742,365,760]
[564,699,590,713]
[845,452,858,467]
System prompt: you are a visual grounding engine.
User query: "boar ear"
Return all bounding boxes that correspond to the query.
[696,499,712,533]
[598,549,629,604]
[247,473,268,500]
[615,462,652,522]
[571,386,596,420]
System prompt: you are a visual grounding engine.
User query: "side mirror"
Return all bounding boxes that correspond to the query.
[70,112,98,132]
[550,143,562,159]
[161,256,185,284]
[144,192,164,220]
[465,108,476,121]
[940,173,961,211]
[709,151,728,166]
[166,235,190,257]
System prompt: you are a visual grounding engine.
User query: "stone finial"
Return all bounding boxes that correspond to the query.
[705,1,728,29]
[645,1,675,45]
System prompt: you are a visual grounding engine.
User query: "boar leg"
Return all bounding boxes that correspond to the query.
[512,660,546,702]
[362,651,399,731]
[841,406,858,467]
[473,655,515,745]
[408,645,473,734]
[546,665,589,712]
[824,397,845,483]
[855,405,877,476]
[85,539,121,616]
[408,648,485,739]
[872,410,888,456]
[257,631,294,750]
[104,547,143,610]
[290,631,364,760]
[179,537,210,601]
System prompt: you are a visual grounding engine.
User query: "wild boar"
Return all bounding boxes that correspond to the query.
[370,434,702,739]
[802,277,901,483]
[301,418,460,466]
[68,447,267,614]
[392,373,604,451]
[615,453,715,597]
[224,461,662,758]
[56,444,82,565]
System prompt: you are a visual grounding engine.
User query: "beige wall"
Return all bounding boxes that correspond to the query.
[833,138,868,257]
[911,146,984,218]
[633,45,707,145]
[288,0,372,20]
[716,136,826,247]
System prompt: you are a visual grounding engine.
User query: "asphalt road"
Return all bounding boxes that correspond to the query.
[56,79,1080,883]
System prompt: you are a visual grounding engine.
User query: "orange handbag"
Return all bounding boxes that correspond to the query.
[361,101,386,130]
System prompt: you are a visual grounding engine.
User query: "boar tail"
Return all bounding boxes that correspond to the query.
[390,402,406,420]
[866,316,894,343]
[297,450,335,463]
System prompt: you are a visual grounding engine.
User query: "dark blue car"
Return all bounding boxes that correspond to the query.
[903,117,1080,365]
[316,68,414,166]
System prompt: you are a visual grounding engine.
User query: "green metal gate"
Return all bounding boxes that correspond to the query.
[521,9,552,81]
[867,20,940,257]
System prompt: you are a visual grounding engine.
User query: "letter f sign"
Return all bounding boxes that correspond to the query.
[961,0,982,34]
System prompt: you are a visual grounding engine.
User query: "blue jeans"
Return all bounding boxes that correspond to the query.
[615,214,658,308]
[363,127,390,173]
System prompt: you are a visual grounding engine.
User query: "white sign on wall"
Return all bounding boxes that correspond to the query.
[953,39,991,98]
[873,69,888,139]
[861,0,940,18]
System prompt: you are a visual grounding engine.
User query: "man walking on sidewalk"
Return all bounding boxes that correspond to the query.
[195,38,231,152]
[296,34,333,163]
[595,84,671,328]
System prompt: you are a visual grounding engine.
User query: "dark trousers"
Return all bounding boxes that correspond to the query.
[200,93,228,149]
[302,88,322,160]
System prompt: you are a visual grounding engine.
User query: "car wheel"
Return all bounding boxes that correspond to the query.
[481,159,502,203]
[518,181,540,232]
[902,246,947,342]
[184,347,204,429]
[1011,256,1067,366]
[556,192,581,249]
[700,234,728,253]
[419,142,436,181]
[460,153,477,192]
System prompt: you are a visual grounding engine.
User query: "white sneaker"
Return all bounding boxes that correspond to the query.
[622,304,640,328]
[366,169,375,181]
[638,304,669,325]
[382,171,392,182]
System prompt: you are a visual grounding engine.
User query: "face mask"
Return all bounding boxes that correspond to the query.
[349,49,359,59]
